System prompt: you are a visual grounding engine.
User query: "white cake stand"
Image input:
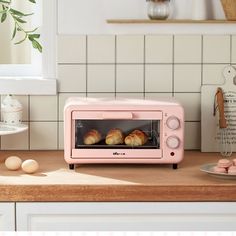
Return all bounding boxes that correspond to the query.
[0,123,28,135]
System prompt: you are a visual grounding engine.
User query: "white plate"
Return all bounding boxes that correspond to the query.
[200,163,236,180]
[0,123,28,136]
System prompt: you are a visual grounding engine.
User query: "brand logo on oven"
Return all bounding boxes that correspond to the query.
[113,152,126,156]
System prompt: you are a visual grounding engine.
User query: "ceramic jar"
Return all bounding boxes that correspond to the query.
[147,0,172,20]
[1,95,23,125]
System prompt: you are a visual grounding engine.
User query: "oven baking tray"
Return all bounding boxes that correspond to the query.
[75,139,160,149]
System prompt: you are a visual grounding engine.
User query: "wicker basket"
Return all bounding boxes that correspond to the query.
[221,0,236,20]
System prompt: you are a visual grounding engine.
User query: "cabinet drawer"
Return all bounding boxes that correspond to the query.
[16,202,236,231]
[0,203,15,231]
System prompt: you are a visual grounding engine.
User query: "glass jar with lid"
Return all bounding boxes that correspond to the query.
[147,0,172,20]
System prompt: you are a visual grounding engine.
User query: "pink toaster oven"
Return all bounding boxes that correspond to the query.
[64,97,184,170]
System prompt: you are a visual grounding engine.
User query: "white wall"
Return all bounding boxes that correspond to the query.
[57,0,236,35]
[1,0,235,151]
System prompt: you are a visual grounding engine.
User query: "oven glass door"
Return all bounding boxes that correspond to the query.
[71,111,162,158]
[75,119,160,149]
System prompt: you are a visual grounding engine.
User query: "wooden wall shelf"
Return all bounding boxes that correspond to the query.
[107,19,236,24]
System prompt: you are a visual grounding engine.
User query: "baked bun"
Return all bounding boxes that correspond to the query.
[125,130,148,146]
[105,128,124,145]
[83,129,102,145]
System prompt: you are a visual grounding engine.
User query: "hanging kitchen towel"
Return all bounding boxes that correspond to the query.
[201,65,236,152]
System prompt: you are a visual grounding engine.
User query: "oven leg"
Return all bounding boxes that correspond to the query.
[173,164,178,170]
[69,164,75,170]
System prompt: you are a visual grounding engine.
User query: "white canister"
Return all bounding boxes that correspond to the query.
[191,0,208,20]
[171,0,192,19]
[1,95,23,125]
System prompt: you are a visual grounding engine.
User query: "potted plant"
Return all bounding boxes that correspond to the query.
[0,0,42,52]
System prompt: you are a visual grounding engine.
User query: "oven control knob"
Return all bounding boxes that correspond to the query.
[166,116,180,130]
[166,136,180,149]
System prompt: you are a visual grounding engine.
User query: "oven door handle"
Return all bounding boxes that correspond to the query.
[102,112,133,120]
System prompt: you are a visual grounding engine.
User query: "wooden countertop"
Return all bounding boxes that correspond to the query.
[0,151,236,202]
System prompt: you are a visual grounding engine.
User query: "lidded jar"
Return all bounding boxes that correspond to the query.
[1,95,23,125]
[147,0,172,20]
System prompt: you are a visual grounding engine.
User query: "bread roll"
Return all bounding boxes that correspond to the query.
[105,128,124,145]
[125,130,148,146]
[83,129,101,145]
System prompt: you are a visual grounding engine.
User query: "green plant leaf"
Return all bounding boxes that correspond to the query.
[1,4,7,12]
[23,12,34,17]
[13,16,27,23]
[25,27,38,33]
[1,12,6,22]
[10,9,25,17]
[0,9,7,14]
[11,24,17,39]
[1,0,42,53]
[28,34,40,40]
[10,8,33,17]
[0,0,11,4]
[31,39,42,53]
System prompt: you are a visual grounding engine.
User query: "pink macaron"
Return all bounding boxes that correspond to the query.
[217,159,233,168]
[213,166,227,174]
[228,166,236,175]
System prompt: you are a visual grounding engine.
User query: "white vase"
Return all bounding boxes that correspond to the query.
[191,0,208,20]
[172,0,191,19]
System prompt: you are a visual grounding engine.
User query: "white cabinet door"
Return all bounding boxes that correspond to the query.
[0,203,15,231]
[16,202,236,231]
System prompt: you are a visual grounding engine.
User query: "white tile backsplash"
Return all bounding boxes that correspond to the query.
[145,65,172,92]
[232,35,236,63]
[30,122,57,150]
[202,64,227,85]
[1,34,234,151]
[145,93,173,99]
[174,35,202,63]
[145,35,173,63]
[87,93,115,98]
[58,65,86,93]
[116,93,144,99]
[87,65,115,92]
[203,35,231,63]
[116,35,144,63]
[174,65,202,92]
[57,35,86,63]
[88,35,115,63]
[174,93,201,121]
[58,121,64,150]
[30,96,58,121]
[116,65,144,92]
[184,122,201,150]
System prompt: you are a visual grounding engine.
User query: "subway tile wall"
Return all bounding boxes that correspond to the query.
[1,34,235,151]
